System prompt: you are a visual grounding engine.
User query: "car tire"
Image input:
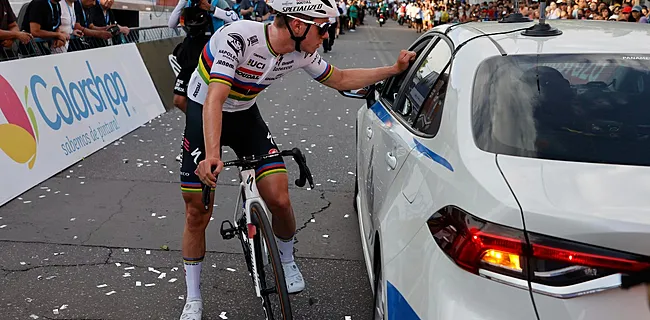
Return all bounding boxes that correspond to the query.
[372,258,385,320]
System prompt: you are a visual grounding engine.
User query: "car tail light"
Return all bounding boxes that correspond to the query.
[427,206,650,296]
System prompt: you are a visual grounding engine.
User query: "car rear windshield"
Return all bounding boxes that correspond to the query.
[472,54,650,166]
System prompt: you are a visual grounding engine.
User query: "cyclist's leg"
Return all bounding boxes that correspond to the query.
[179,99,217,319]
[227,104,305,293]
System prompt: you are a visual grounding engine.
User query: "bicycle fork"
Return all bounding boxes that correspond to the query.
[219,168,270,298]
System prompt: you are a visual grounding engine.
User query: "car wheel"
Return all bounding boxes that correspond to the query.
[372,260,385,320]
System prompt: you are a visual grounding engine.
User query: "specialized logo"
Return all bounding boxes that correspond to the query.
[282,3,322,12]
[0,75,40,169]
[227,33,246,57]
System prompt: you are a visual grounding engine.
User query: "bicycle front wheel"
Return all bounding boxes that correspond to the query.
[250,202,293,320]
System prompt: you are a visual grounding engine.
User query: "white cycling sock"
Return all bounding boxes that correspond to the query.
[183,257,203,301]
[275,235,294,263]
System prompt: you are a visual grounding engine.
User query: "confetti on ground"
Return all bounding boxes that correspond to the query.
[0,225,6,229]
[53,309,59,315]
[212,264,217,268]
[345,316,352,320]
[178,295,184,300]
[146,250,151,255]
[171,267,178,272]
[169,278,178,283]
[145,283,155,287]
[97,284,108,288]
[158,273,166,279]
[136,281,142,287]
[23,201,32,204]
[60,304,68,310]
[39,195,45,198]
[123,273,131,278]
[149,267,161,274]
[151,213,156,217]
[344,214,350,218]
[20,262,26,265]
[115,263,122,267]
[29,315,39,319]
[226,268,236,272]
[310,219,316,223]
[70,218,76,221]
[219,312,228,319]
[105,291,116,296]
[124,266,135,270]
[45,276,56,280]
[123,249,129,253]
[322,235,329,238]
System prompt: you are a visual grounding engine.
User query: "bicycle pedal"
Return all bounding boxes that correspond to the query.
[220,220,236,240]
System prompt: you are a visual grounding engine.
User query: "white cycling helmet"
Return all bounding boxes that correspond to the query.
[267,0,340,18]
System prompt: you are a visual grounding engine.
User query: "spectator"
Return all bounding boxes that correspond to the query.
[21,0,69,51]
[89,0,129,37]
[72,0,112,47]
[240,0,270,22]
[631,5,645,22]
[0,0,33,52]
[51,0,84,53]
[348,0,358,31]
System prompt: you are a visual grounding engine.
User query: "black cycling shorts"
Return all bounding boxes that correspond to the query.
[173,37,208,97]
[179,99,286,193]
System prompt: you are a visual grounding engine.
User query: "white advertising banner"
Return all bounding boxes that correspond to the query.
[0,43,166,206]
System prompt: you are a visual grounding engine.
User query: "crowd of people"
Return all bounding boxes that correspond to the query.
[366,0,650,32]
[0,0,129,58]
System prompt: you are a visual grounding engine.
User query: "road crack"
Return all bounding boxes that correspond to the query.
[82,183,138,245]
[294,191,331,252]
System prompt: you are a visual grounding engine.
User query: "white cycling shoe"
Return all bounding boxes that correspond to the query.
[180,299,203,320]
[282,261,305,294]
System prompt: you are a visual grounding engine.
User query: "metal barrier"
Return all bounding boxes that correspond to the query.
[0,25,186,62]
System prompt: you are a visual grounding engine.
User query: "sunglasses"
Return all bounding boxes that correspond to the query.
[286,14,332,36]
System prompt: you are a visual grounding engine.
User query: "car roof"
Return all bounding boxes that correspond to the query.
[433,20,650,56]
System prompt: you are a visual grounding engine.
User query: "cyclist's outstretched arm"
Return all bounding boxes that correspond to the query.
[196,82,230,188]
[322,49,416,91]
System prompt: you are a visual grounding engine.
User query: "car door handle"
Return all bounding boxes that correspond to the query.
[366,127,373,139]
[385,152,397,170]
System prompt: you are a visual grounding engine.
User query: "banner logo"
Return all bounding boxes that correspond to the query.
[0,75,39,169]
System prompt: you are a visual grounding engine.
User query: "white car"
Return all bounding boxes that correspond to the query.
[341,19,650,320]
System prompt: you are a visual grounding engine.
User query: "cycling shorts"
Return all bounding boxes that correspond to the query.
[179,99,286,193]
[173,37,209,97]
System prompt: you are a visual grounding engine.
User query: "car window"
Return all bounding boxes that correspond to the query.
[380,37,435,106]
[410,64,450,136]
[396,38,452,135]
[472,54,650,166]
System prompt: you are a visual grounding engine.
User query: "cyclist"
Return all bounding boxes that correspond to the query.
[178,0,416,317]
[169,0,238,161]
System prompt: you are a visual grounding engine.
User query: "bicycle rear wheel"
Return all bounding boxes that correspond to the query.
[250,202,293,320]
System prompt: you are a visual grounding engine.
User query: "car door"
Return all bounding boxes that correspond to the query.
[379,35,455,263]
[356,35,436,251]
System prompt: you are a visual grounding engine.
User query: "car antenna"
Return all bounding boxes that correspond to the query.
[499,0,532,23]
[521,0,562,36]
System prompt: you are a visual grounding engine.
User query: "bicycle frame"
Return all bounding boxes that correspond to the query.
[233,167,271,299]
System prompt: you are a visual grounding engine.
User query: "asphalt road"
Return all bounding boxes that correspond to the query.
[0,17,419,320]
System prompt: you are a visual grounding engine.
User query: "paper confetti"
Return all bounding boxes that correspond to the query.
[169,278,178,283]
[322,235,329,238]
[344,214,350,218]
[158,273,166,279]
[97,284,108,288]
[29,315,39,319]
[145,283,155,287]
[124,266,135,270]
[60,304,68,310]
[115,263,122,267]
[123,249,129,253]
[105,291,116,296]
[53,309,59,315]
[136,281,142,287]
[146,250,151,255]
[226,268,236,272]
[219,312,228,319]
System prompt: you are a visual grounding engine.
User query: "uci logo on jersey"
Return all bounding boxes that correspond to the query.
[247,59,266,69]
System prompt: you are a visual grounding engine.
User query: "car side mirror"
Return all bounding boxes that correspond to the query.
[338,84,375,99]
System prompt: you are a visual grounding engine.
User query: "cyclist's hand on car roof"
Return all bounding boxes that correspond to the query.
[195,157,223,188]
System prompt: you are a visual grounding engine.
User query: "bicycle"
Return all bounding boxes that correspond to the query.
[201,148,314,320]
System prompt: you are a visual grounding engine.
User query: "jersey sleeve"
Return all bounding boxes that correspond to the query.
[198,28,242,87]
[302,52,334,84]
